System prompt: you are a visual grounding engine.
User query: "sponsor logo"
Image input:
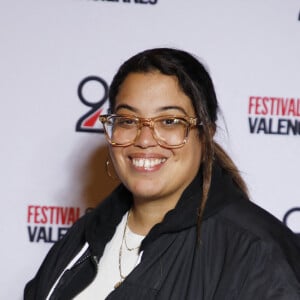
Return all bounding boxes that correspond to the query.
[76,76,109,133]
[27,205,81,243]
[90,0,158,4]
[283,207,300,236]
[248,96,300,135]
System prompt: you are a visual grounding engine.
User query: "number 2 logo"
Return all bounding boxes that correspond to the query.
[76,76,108,133]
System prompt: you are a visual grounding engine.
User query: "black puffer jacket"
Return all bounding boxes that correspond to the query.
[24,164,300,299]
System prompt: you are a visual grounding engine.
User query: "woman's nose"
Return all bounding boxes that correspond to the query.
[134,125,158,148]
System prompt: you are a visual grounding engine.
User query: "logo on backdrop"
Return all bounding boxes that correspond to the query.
[283,207,300,236]
[76,76,109,133]
[27,205,81,243]
[90,0,158,4]
[248,96,300,135]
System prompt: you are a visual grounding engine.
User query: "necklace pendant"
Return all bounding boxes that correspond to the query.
[114,280,123,289]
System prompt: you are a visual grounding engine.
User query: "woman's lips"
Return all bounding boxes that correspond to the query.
[127,153,168,171]
[132,157,167,169]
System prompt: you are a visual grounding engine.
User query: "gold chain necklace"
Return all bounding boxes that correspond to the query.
[124,210,141,251]
[114,210,141,289]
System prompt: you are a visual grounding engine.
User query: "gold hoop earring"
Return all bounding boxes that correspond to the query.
[105,158,119,181]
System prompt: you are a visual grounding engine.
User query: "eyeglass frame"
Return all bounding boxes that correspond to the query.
[99,114,202,149]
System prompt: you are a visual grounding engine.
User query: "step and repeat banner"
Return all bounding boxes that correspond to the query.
[0,1,299,298]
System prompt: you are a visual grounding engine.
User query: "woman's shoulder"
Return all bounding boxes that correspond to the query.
[210,197,300,278]
[201,199,300,295]
[217,197,298,244]
[207,164,299,249]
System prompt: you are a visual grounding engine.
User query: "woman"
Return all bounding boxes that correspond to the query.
[25,48,300,299]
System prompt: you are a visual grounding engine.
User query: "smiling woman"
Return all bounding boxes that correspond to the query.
[24,48,300,300]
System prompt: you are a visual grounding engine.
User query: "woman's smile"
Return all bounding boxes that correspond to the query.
[130,156,167,171]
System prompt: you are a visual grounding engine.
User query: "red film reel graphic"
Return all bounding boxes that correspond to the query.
[76,76,108,133]
[283,207,300,236]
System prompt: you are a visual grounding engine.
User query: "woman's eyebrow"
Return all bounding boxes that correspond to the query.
[115,104,188,115]
[157,106,188,115]
[115,104,138,113]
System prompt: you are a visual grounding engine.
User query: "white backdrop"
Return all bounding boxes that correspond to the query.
[0,1,299,298]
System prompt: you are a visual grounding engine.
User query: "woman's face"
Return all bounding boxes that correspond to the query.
[109,72,202,206]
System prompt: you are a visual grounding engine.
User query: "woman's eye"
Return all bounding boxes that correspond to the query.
[162,118,180,126]
[117,118,136,127]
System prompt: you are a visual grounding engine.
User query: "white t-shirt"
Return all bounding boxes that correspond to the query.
[74,212,145,299]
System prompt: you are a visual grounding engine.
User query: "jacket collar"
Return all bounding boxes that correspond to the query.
[141,163,246,250]
[85,162,246,255]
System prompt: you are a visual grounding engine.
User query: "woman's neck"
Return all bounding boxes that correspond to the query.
[128,199,176,236]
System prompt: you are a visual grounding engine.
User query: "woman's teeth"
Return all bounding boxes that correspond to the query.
[132,158,166,168]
